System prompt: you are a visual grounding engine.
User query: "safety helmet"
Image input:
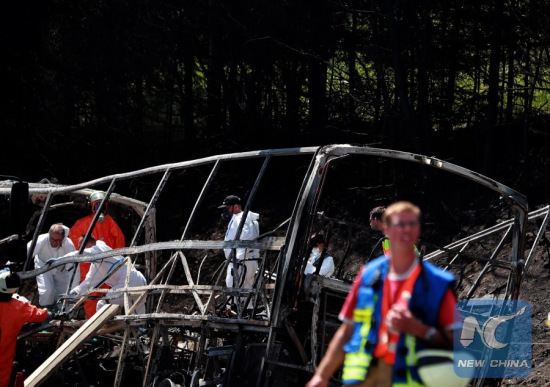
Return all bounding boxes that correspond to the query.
[0,269,20,294]
[89,191,108,213]
[417,349,473,387]
[89,191,106,205]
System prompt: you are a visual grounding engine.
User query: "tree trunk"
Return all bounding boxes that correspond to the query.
[415,3,432,152]
[385,0,418,151]
[505,47,515,123]
[484,0,504,173]
[308,56,328,139]
[283,60,303,145]
[207,0,223,136]
[347,11,359,132]
[183,49,195,141]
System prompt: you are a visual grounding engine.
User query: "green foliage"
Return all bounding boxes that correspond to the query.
[1,0,549,181]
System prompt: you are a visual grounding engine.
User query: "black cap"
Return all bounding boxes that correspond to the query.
[218,195,241,208]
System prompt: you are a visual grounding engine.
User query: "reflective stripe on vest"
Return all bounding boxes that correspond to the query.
[344,298,376,383]
[382,239,419,258]
[341,256,448,386]
[342,331,423,386]
[382,238,391,257]
[404,334,418,385]
[342,351,373,383]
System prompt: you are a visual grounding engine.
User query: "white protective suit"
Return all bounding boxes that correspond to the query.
[28,225,79,307]
[304,247,335,277]
[224,211,260,307]
[69,241,147,314]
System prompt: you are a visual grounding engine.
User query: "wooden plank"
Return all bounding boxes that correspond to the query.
[25,304,121,387]
[96,320,126,335]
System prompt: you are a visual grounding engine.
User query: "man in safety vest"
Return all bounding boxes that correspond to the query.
[368,206,390,260]
[306,201,458,387]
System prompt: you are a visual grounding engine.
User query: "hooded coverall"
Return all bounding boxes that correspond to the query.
[69,214,126,318]
[69,214,126,252]
[224,211,260,308]
[27,226,79,307]
[70,241,147,314]
[0,294,48,387]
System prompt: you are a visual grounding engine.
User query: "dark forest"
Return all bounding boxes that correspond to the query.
[3,3,550,385]
[1,0,549,202]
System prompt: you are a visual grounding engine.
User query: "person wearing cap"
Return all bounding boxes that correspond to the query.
[304,232,335,277]
[69,191,126,318]
[0,269,49,387]
[218,195,260,313]
[68,236,148,315]
[306,201,458,387]
[27,223,79,311]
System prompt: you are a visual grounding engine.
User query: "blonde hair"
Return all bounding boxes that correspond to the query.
[382,201,421,225]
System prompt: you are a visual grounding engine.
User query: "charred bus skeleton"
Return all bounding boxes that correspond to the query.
[0,145,539,386]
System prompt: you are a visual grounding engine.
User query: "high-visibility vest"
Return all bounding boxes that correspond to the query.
[341,256,455,386]
[381,237,419,258]
[382,238,391,257]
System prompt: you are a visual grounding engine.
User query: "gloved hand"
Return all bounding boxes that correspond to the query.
[53,311,69,321]
[45,257,61,265]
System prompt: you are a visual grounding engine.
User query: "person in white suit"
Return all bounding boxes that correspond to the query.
[219,195,260,313]
[69,236,147,314]
[304,232,335,277]
[28,223,79,310]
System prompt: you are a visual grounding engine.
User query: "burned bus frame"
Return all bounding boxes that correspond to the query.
[0,144,529,386]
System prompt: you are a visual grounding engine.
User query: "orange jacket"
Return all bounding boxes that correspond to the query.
[69,214,126,251]
[69,214,126,318]
[0,295,48,387]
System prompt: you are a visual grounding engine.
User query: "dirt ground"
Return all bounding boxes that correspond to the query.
[502,247,550,386]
